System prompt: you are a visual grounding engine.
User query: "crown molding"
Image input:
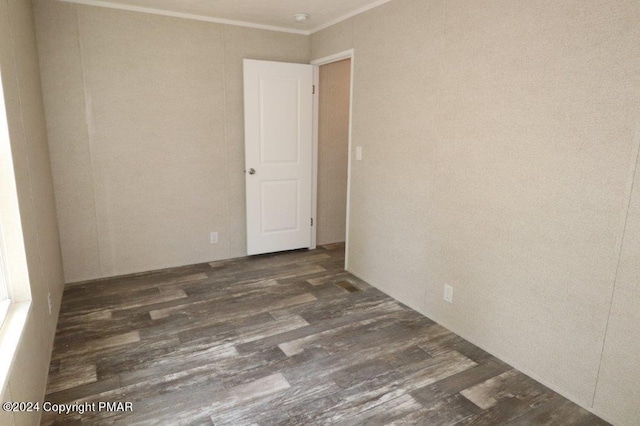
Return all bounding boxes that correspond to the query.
[58,0,312,35]
[58,0,394,36]
[309,0,393,33]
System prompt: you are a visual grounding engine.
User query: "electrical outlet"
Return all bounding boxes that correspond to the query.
[210,232,218,244]
[443,284,454,304]
[48,291,53,315]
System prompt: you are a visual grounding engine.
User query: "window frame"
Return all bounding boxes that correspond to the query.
[0,71,33,399]
[0,224,11,327]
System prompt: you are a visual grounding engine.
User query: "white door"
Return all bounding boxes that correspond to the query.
[243,59,314,256]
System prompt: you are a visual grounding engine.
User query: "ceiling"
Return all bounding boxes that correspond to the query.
[61,0,393,34]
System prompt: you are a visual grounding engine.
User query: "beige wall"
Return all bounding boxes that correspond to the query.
[593,132,640,423]
[312,0,640,424]
[33,1,309,283]
[0,0,65,424]
[317,59,351,246]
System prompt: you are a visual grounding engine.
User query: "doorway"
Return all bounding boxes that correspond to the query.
[312,50,354,267]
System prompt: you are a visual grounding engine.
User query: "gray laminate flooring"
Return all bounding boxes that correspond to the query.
[42,244,608,425]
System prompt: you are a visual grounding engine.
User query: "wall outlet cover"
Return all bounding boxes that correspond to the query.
[444,284,454,304]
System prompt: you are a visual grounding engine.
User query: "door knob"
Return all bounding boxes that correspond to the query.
[248,168,256,175]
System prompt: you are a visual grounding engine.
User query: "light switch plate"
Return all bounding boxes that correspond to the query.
[356,146,363,161]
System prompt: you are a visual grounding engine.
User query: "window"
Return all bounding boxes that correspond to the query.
[0,68,32,397]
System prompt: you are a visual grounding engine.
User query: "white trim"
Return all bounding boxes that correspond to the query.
[310,66,319,250]
[57,0,395,36]
[58,0,310,35]
[311,49,355,269]
[0,300,9,328]
[311,50,355,66]
[0,238,8,306]
[0,301,30,400]
[309,0,394,33]
[0,208,11,330]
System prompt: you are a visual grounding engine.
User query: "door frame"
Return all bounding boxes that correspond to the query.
[310,49,355,269]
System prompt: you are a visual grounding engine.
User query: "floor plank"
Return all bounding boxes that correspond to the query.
[41,244,608,425]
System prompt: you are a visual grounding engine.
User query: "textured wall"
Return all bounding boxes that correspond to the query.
[312,0,640,423]
[33,1,309,282]
[0,0,64,424]
[311,19,354,61]
[593,128,640,424]
[317,59,351,245]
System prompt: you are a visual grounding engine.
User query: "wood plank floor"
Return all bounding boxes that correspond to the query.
[42,244,608,425]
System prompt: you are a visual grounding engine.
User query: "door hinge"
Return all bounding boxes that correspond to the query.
[311,218,314,226]
[312,85,316,94]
